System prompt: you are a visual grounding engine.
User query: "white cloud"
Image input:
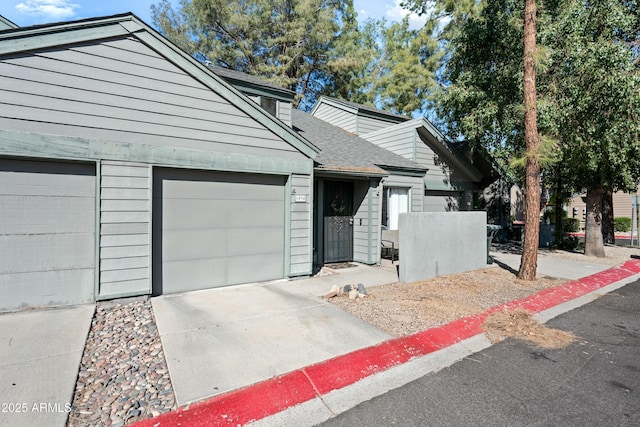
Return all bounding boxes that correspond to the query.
[15,0,80,21]
[385,0,428,29]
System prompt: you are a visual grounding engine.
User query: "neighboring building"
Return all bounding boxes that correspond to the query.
[0,14,317,311]
[567,188,640,230]
[311,96,501,214]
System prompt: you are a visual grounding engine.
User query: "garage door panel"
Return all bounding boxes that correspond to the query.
[160,173,283,200]
[0,195,95,234]
[161,199,284,229]
[225,253,284,284]
[0,158,95,311]
[0,234,94,273]
[153,168,285,294]
[160,228,227,260]
[161,258,228,293]
[0,269,94,311]
[225,227,282,255]
[0,161,95,197]
[161,224,282,260]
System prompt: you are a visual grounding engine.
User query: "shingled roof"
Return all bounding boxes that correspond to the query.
[292,109,426,176]
[312,96,408,124]
[207,64,295,101]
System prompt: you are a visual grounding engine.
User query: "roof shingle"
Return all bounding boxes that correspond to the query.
[292,109,426,175]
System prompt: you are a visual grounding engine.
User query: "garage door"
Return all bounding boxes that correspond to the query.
[0,159,96,311]
[152,168,285,295]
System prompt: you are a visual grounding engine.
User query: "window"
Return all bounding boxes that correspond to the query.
[260,97,277,117]
[382,187,410,230]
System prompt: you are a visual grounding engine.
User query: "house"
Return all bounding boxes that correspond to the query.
[0,13,318,311]
[205,66,428,266]
[290,109,427,266]
[567,187,640,231]
[0,13,500,312]
[311,96,501,214]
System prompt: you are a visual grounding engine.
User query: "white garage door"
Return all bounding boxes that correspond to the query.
[0,159,96,311]
[153,168,285,295]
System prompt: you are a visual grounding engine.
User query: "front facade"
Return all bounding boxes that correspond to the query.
[0,14,500,312]
[0,14,317,311]
[290,109,427,266]
[311,96,500,214]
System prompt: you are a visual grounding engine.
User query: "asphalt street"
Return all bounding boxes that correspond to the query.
[319,280,640,427]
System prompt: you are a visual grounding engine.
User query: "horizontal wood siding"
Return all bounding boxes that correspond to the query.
[353,180,370,263]
[415,135,453,183]
[568,189,638,231]
[312,103,356,133]
[356,116,398,136]
[384,174,424,214]
[289,174,312,275]
[424,192,461,212]
[278,101,292,127]
[99,160,151,297]
[362,125,415,161]
[0,37,308,162]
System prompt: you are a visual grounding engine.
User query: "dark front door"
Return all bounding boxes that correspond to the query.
[323,180,354,263]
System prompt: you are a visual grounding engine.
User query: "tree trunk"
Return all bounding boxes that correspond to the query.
[585,187,606,257]
[518,0,540,280]
[554,171,563,235]
[601,189,614,244]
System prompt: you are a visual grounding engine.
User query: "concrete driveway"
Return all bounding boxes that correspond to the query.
[0,304,94,427]
[152,263,397,406]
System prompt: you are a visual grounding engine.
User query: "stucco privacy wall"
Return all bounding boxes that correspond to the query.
[398,212,487,283]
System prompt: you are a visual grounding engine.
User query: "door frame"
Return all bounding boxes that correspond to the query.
[314,178,355,265]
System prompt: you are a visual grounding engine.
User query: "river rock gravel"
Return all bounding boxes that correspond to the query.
[67,298,176,426]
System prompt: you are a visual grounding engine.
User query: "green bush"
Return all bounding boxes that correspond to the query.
[614,217,632,232]
[562,218,580,232]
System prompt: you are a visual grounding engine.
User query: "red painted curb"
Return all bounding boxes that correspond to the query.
[133,259,640,427]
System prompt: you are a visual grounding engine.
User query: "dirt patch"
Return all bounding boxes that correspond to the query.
[329,267,564,337]
[482,309,578,349]
[328,245,638,338]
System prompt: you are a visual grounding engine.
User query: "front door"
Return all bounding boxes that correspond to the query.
[323,181,354,263]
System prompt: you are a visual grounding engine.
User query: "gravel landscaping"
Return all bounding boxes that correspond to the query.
[67,299,176,426]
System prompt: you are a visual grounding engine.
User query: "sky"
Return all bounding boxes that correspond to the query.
[1,0,427,29]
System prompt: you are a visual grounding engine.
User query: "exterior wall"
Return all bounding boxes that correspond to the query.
[416,134,460,189]
[289,174,313,275]
[356,115,401,136]
[0,37,306,162]
[0,33,315,304]
[312,103,356,134]
[278,100,292,127]
[99,160,151,298]
[384,174,424,214]
[362,122,415,160]
[424,192,462,212]
[399,212,487,283]
[567,188,639,230]
[352,179,382,265]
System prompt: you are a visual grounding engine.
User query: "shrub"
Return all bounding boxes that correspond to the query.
[562,218,580,233]
[614,217,632,232]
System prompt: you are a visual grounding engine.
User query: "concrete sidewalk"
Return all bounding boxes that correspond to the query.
[0,304,94,427]
[139,256,640,427]
[491,251,613,280]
